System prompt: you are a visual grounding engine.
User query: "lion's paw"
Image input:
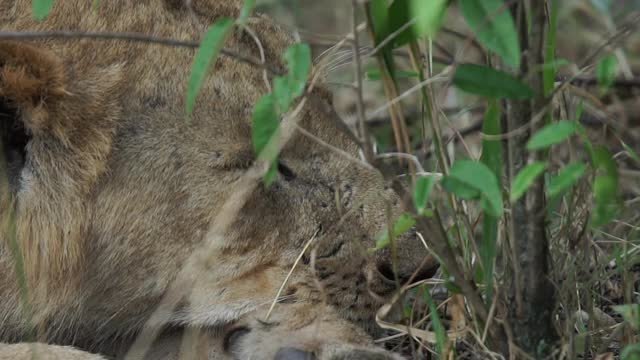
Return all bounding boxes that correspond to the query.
[275,346,404,360]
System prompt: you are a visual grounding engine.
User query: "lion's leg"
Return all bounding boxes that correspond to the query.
[114,327,227,360]
[127,306,401,360]
[0,343,106,360]
[115,302,402,359]
[223,303,403,360]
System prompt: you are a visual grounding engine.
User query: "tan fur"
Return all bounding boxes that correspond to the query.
[0,1,437,359]
[0,343,106,360]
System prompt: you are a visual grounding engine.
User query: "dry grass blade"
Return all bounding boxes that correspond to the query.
[375,299,466,344]
[0,30,283,75]
[264,228,319,320]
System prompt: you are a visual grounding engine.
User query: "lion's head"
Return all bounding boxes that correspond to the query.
[0,1,438,359]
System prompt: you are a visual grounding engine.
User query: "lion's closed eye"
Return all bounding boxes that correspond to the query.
[223,326,251,354]
[277,161,296,181]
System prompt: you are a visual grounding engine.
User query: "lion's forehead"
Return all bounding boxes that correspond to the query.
[4,0,361,171]
[5,1,290,108]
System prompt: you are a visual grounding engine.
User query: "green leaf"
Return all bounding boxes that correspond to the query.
[387,0,412,46]
[252,94,279,156]
[591,146,621,227]
[368,0,396,78]
[613,304,640,329]
[186,18,234,115]
[592,176,620,227]
[453,64,533,99]
[622,344,640,360]
[410,0,448,38]
[283,44,312,97]
[526,120,578,151]
[423,287,447,357]
[596,54,617,93]
[441,177,480,200]
[386,0,448,47]
[442,160,503,217]
[32,0,54,20]
[592,145,619,189]
[273,78,293,113]
[459,0,520,67]
[237,0,256,26]
[413,175,436,214]
[547,162,587,198]
[375,213,416,250]
[370,0,390,43]
[479,99,501,304]
[263,162,278,187]
[480,99,503,179]
[252,94,280,187]
[274,43,311,112]
[541,58,571,71]
[510,162,547,202]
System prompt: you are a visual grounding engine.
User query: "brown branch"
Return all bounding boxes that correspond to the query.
[386,180,515,355]
[0,30,285,76]
[563,75,640,101]
[564,75,640,88]
[505,0,557,356]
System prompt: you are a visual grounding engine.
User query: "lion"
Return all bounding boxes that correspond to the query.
[0,1,439,359]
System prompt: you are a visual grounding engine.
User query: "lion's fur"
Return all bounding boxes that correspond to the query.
[0,1,436,359]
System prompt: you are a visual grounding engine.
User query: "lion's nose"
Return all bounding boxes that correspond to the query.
[375,256,438,284]
[374,232,439,285]
[275,348,315,360]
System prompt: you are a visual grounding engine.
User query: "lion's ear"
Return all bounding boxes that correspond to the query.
[0,41,122,293]
[0,41,68,135]
[0,41,69,191]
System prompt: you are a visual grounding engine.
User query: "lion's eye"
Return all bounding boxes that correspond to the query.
[223,326,250,354]
[277,161,296,181]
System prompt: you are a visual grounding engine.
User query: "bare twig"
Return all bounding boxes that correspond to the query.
[240,24,272,92]
[264,228,320,320]
[0,30,284,76]
[294,124,375,171]
[362,17,417,62]
[366,71,451,121]
[351,0,373,162]
[505,1,557,355]
[564,75,640,89]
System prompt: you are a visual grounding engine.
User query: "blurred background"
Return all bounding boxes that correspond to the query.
[253,2,640,358]
[258,0,640,147]
[257,0,640,188]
